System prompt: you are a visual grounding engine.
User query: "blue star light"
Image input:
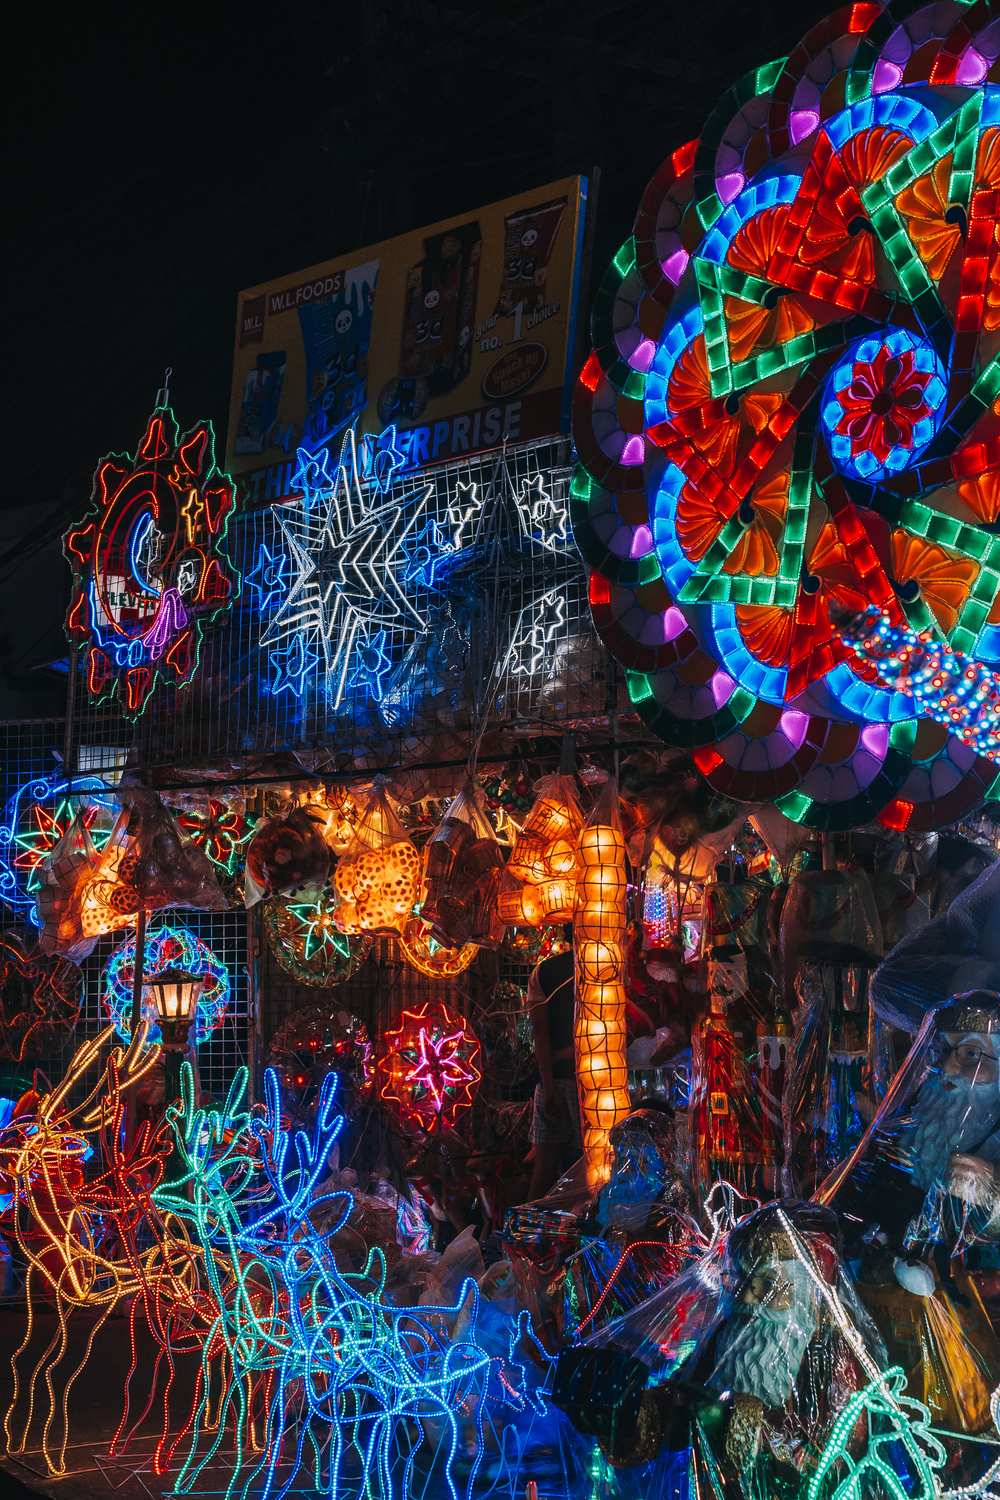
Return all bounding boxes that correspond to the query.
[348,629,392,702]
[402,517,454,590]
[245,544,289,613]
[291,444,337,504]
[360,424,409,494]
[269,635,318,698]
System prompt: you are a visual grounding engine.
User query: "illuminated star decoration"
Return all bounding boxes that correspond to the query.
[269,636,319,698]
[245,544,289,613]
[0,774,113,927]
[507,588,567,677]
[402,517,456,590]
[262,428,430,709]
[176,798,256,877]
[285,893,353,962]
[291,443,337,506]
[349,628,393,701]
[377,1000,481,1132]
[446,479,482,550]
[514,474,570,552]
[360,424,410,494]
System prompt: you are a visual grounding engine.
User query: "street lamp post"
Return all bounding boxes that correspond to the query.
[143,969,204,1107]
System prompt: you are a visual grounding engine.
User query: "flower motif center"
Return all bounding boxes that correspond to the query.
[821,330,947,484]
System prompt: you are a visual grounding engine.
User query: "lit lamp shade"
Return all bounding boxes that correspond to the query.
[143,969,203,1042]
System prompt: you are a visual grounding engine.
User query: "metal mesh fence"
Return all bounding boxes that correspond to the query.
[66,437,616,783]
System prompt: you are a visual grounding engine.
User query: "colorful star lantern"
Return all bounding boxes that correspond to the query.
[175,797,255,877]
[264,428,430,709]
[573,5,1000,831]
[0,774,113,927]
[63,405,238,718]
[103,925,230,1047]
[377,1000,481,1133]
[264,887,372,987]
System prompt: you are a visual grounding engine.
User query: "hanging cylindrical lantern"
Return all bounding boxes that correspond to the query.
[573,779,631,1189]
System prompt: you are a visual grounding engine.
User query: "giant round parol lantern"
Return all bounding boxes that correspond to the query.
[574,2,1000,832]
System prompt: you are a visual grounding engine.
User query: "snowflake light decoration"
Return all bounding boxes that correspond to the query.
[377,1000,481,1132]
[63,405,237,717]
[573,6,1000,832]
[263,429,432,708]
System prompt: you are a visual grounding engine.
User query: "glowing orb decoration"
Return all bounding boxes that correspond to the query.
[103,925,230,1046]
[0,775,114,927]
[264,888,372,986]
[175,798,255,877]
[377,1000,481,1132]
[573,5,1000,830]
[63,405,237,718]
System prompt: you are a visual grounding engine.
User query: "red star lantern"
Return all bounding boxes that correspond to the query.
[377,1000,481,1132]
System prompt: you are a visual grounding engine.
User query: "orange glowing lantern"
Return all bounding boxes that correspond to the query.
[507,775,583,887]
[333,783,422,938]
[377,1000,481,1132]
[398,916,478,980]
[573,779,631,1189]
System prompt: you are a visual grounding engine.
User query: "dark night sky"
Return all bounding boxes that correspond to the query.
[2,0,833,707]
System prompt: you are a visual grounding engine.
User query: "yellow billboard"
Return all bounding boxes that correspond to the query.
[227,177,588,503]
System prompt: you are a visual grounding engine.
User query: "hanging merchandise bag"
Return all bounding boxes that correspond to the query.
[420,779,505,948]
[333,781,422,937]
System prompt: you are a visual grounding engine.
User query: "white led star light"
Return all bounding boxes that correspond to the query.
[262,431,432,709]
[507,588,566,678]
[445,479,482,550]
[514,474,569,552]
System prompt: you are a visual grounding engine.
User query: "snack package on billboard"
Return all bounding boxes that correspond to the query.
[399,222,481,397]
[234,351,287,456]
[494,198,567,317]
[298,261,378,447]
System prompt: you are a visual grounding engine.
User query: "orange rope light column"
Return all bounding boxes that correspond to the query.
[573,779,631,1190]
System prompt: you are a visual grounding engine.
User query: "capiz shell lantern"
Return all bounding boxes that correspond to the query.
[333,782,421,938]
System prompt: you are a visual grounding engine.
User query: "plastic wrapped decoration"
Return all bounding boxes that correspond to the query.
[572,3,1000,834]
[304,785,358,853]
[264,886,372,987]
[63,404,237,719]
[552,1201,890,1490]
[174,795,255,878]
[0,932,82,1064]
[268,1001,373,1102]
[783,961,869,1199]
[377,1000,481,1133]
[245,804,332,903]
[500,774,587,924]
[37,791,226,963]
[103,925,230,1047]
[574,779,631,1190]
[0,773,115,928]
[779,865,883,1013]
[398,914,478,980]
[419,780,505,948]
[818,995,1000,1438]
[333,782,422,938]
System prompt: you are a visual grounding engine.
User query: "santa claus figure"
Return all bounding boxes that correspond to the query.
[552,1201,882,1488]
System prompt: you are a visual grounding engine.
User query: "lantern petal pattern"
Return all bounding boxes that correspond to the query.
[573,5,1000,829]
[377,1001,481,1132]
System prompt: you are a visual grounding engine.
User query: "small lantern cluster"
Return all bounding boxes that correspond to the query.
[497,775,583,927]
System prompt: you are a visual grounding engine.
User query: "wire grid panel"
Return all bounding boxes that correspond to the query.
[0,718,71,940]
[67,437,615,780]
[78,910,250,1103]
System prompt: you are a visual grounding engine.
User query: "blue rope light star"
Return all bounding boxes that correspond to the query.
[360,424,410,494]
[269,635,319,698]
[245,544,289,613]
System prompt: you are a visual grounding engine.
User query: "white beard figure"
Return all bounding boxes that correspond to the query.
[707,1260,819,1411]
[908,1074,1000,1191]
